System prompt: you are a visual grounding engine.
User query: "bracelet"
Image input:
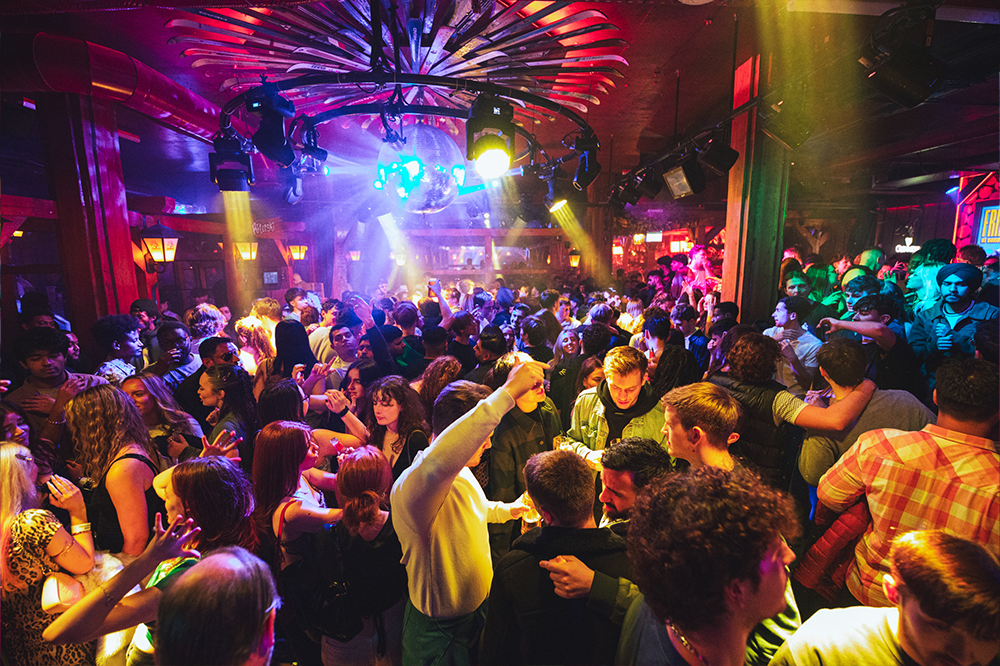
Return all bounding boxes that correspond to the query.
[46,417,67,426]
[333,405,350,418]
[71,522,91,535]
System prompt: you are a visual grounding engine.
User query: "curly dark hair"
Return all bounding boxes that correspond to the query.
[91,314,142,353]
[726,332,782,384]
[628,466,799,633]
[366,376,428,452]
[417,356,464,419]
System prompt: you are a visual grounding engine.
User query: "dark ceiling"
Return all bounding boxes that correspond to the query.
[2,0,998,223]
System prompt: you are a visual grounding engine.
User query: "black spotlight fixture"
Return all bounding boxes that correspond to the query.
[697,137,740,176]
[572,132,602,191]
[466,95,516,180]
[246,82,296,167]
[662,158,706,199]
[759,102,813,151]
[209,129,255,192]
[636,168,663,199]
[859,40,946,108]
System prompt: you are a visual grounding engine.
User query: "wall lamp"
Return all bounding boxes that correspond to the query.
[139,219,180,273]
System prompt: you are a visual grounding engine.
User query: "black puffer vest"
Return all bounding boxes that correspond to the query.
[710,374,804,491]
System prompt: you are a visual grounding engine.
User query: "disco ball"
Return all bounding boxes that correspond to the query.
[376,123,466,214]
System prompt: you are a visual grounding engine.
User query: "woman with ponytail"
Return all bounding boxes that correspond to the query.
[322,445,407,666]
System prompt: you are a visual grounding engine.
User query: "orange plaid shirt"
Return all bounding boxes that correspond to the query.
[817,424,999,606]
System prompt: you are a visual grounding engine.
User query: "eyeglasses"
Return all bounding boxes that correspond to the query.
[218,351,238,362]
[15,454,33,463]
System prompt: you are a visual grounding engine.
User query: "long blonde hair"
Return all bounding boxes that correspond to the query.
[235,316,275,359]
[66,385,160,480]
[1,442,41,593]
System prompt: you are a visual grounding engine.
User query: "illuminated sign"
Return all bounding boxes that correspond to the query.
[978,204,1000,252]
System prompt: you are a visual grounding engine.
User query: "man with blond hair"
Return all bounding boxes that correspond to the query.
[564,346,668,466]
[661,382,743,470]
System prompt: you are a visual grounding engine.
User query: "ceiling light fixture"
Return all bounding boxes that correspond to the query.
[697,138,740,176]
[573,133,602,191]
[209,129,255,192]
[246,81,296,168]
[662,159,707,199]
[467,95,515,180]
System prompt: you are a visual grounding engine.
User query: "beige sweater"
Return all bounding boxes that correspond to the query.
[391,388,517,619]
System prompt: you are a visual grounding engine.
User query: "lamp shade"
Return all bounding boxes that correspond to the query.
[139,222,180,263]
[569,249,582,268]
[288,244,308,260]
[235,242,258,260]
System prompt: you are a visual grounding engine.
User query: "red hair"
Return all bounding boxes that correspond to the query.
[334,446,391,536]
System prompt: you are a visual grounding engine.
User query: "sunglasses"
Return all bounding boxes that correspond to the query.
[15,454,33,463]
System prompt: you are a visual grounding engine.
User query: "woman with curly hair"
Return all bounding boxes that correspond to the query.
[121,373,203,461]
[197,364,259,473]
[414,356,464,419]
[366,376,429,481]
[1,442,96,666]
[44,456,257,666]
[234,315,275,376]
[66,385,167,557]
[322,446,408,666]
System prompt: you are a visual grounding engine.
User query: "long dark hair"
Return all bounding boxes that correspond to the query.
[272,320,318,379]
[366,376,427,455]
[344,358,380,424]
[252,421,310,545]
[171,457,257,552]
[258,379,305,426]
[204,364,259,433]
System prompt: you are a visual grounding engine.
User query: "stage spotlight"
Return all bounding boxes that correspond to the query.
[209,129,255,192]
[760,102,813,151]
[697,138,739,176]
[466,95,515,180]
[636,169,663,199]
[472,134,511,179]
[246,83,296,167]
[619,181,642,206]
[572,132,602,191]
[662,159,706,199]
[549,199,568,212]
[860,40,946,108]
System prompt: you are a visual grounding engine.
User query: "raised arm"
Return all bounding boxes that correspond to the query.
[44,475,95,574]
[44,515,199,645]
[391,361,546,535]
[791,380,875,431]
[819,317,897,351]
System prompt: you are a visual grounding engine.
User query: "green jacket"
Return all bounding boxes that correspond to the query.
[564,386,668,462]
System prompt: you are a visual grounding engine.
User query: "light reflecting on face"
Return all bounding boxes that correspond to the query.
[373,395,401,429]
[122,378,155,418]
[561,334,580,356]
[599,467,636,521]
[606,369,643,409]
[197,372,221,408]
[3,412,30,446]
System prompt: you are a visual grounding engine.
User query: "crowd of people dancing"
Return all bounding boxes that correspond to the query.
[1,238,997,666]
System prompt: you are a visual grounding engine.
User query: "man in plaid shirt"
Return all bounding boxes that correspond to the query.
[817,358,999,607]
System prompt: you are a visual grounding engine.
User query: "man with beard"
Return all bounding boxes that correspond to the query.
[910,262,998,389]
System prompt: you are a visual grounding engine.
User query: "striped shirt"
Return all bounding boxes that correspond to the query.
[817,424,999,607]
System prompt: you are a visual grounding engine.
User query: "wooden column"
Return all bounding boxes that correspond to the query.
[37,93,138,353]
[721,56,789,324]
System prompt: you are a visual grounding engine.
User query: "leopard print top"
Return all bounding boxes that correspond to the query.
[1,509,95,666]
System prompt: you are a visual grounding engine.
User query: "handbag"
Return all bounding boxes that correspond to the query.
[41,571,84,614]
[275,502,364,643]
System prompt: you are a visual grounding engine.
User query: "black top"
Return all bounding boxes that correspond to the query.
[447,339,479,375]
[335,513,407,617]
[89,453,165,553]
[390,429,430,481]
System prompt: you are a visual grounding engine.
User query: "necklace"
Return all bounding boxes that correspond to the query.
[666,620,708,665]
[386,431,405,455]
